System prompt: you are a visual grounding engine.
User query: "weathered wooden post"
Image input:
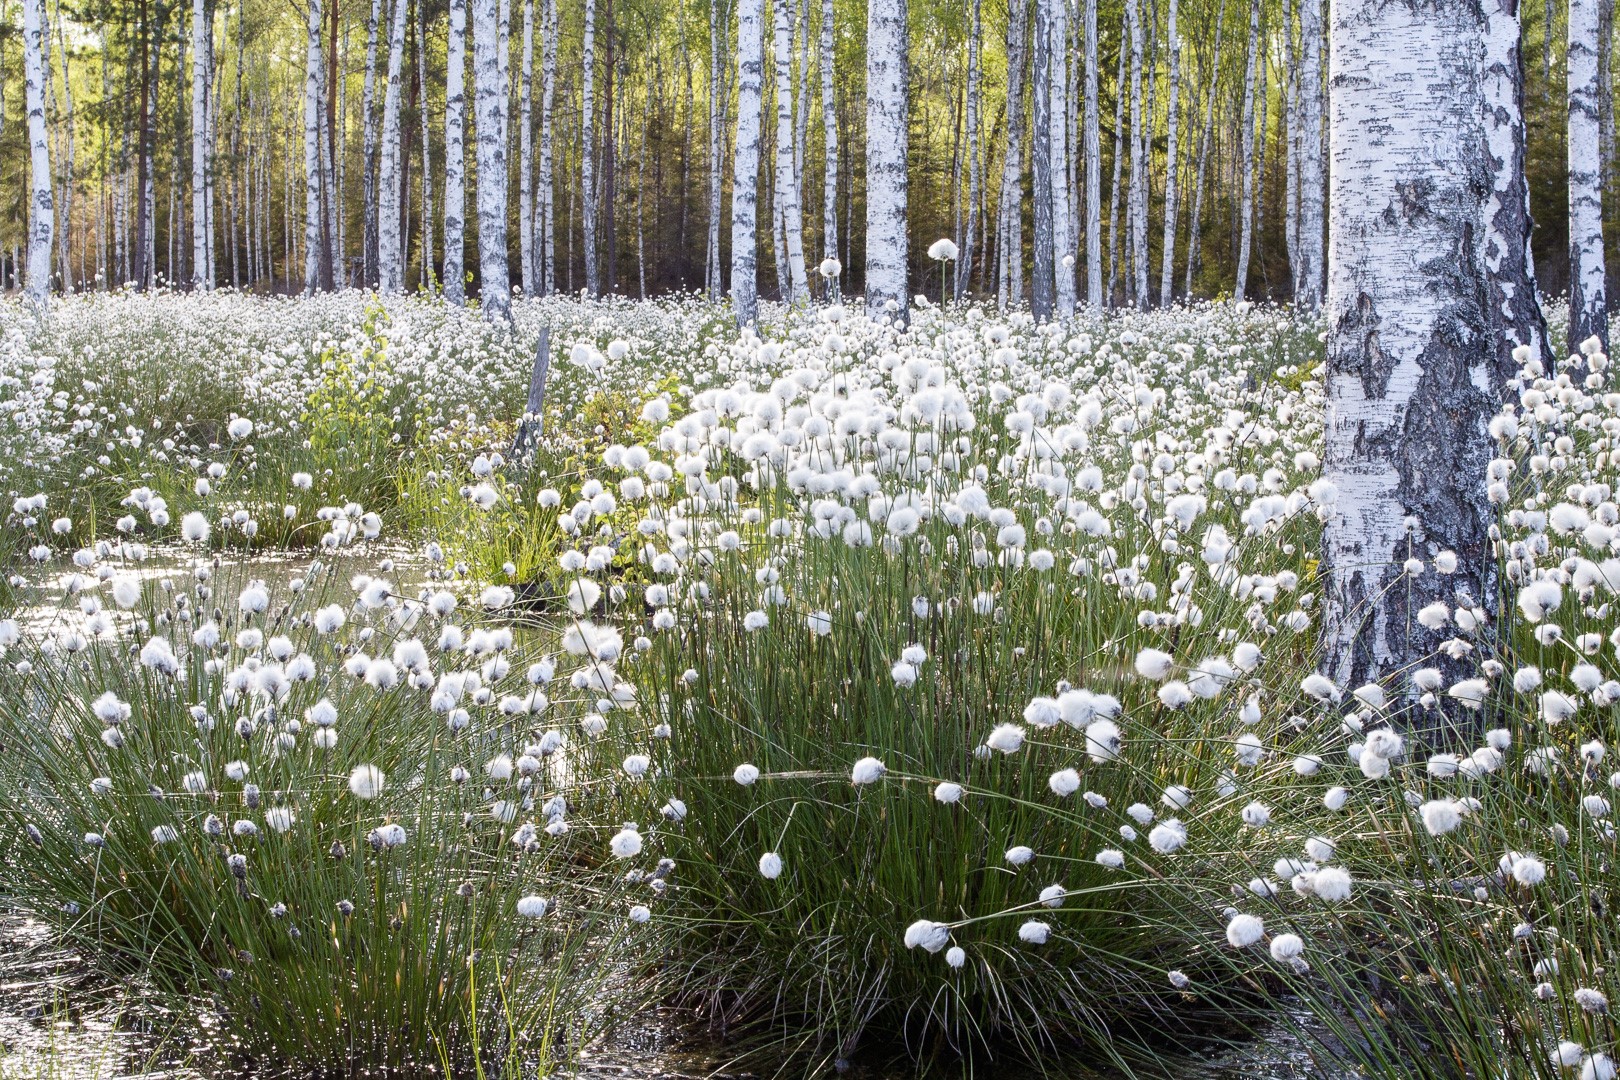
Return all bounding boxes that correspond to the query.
[510,325,551,458]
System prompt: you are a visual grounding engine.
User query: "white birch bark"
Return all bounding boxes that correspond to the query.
[1126,0,1146,306]
[773,0,809,305]
[955,0,981,299]
[191,0,211,288]
[303,0,326,294]
[540,0,558,293]
[1323,0,1501,685]
[819,0,838,275]
[473,0,511,319]
[377,0,408,292]
[731,0,764,324]
[22,0,53,308]
[865,0,909,319]
[444,0,467,303]
[415,0,433,290]
[1157,0,1180,307]
[1084,0,1101,307]
[996,0,1028,309]
[361,0,382,286]
[1031,0,1053,319]
[1046,0,1074,317]
[519,0,535,293]
[1234,0,1258,303]
[707,0,726,298]
[1568,0,1609,353]
[1483,0,1550,366]
[581,0,599,296]
[1106,7,1127,305]
[1294,0,1323,308]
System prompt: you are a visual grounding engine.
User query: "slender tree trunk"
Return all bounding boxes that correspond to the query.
[1126,0,1147,306]
[1484,0,1551,368]
[602,0,616,293]
[1084,0,1100,307]
[1032,0,1053,319]
[1106,5,1127,304]
[819,0,838,278]
[133,0,152,290]
[773,0,809,304]
[1295,0,1323,307]
[1569,0,1609,353]
[1158,0,1180,306]
[540,0,558,292]
[1047,0,1074,316]
[472,0,511,318]
[996,0,1027,309]
[864,0,909,318]
[1233,0,1258,301]
[1283,0,1298,288]
[1322,0,1502,686]
[361,0,382,286]
[378,0,408,291]
[582,0,599,295]
[956,0,982,299]
[731,0,763,324]
[304,0,327,294]
[23,0,54,308]
[444,0,467,302]
[415,0,432,291]
[519,0,535,293]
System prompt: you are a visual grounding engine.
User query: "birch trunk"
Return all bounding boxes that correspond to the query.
[1568,0,1609,353]
[820,0,838,277]
[191,0,211,287]
[1483,0,1551,367]
[1031,0,1053,320]
[956,0,982,299]
[1084,0,1101,307]
[361,0,382,287]
[444,0,467,302]
[1046,0,1074,317]
[1157,0,1180,306]
[23,0,53,308]
[377,0,408,292]
[1233,0,1258,302]
[1126,0,1147,306]
[773,0,809,305]
[540,0,557,293]
[1322,0,1502,686]
[473,0,511,319]
[996,0,1028,309]
[415,0,433,290]
[519,0,535,293]
[303,0,327,294]
[864,0,909,319]
[731,0,764,325]
[1106,8,1127,305]
[582,0,599,296]
[707,0,727,298]
[1295,0,1323,308]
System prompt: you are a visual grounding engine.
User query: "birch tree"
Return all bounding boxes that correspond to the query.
[819,0,838,278]
[191,0,212,289]
[361,0,382,286]
[1083,0,1100,307]
[1233,0,1259,302]
[1568,0,1608,354]
[996,0,1028,308]
[1185,0,1227,297]
[1157,0,1180,307]
[443,0,467,303]
[773,0,809,305]
[1126,0,1147,306]
[582,0,599,297]
[1483,0,1550,366]
[540,0,558,293]
[955,0,982,299]
[1295,0,1323,307]
[707,0,728,299]
[303,0,327,294]
[1045,0,1074,317]
[1322,0,1503,686]
[864,0,909,318]
[23,0,53,308]
[519,0,535,293]
[731,0,764,325]
[377,0,409,292]
[472,0,511,319]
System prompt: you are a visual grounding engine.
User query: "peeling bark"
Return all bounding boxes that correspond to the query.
[1568,0,1609,354]
[864,0,909,319]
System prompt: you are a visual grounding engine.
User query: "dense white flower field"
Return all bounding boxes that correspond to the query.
[1,290,1618,1078]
